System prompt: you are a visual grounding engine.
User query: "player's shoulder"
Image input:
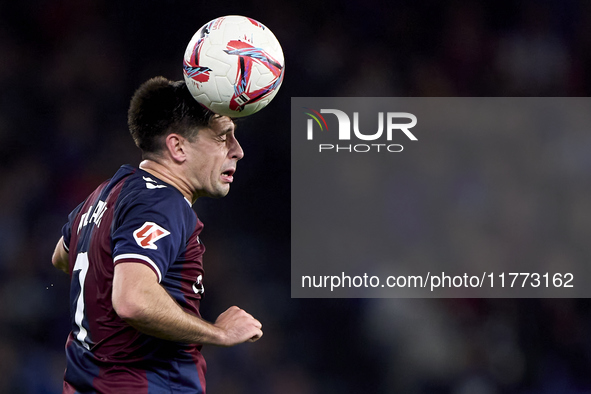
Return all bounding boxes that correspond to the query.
[116,167,195,222]
[118,166,192,211]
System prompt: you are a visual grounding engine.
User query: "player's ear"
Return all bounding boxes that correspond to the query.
[165,133,187,163]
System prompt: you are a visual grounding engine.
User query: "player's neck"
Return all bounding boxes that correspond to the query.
[139,160,195,204]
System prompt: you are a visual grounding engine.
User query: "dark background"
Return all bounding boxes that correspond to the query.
[2,0,591,393]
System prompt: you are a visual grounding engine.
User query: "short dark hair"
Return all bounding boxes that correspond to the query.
[128,76,215,156]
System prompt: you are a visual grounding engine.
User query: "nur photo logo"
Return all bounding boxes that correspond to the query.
[303,107,418,153]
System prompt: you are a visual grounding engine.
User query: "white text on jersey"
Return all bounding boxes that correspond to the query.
[77,200,108,234]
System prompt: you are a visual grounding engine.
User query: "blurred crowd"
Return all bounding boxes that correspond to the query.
[2,0,591,393]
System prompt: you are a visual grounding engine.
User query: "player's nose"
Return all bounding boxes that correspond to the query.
[230,136,244,160]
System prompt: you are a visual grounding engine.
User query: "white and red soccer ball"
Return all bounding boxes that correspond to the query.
[183,15,285,118]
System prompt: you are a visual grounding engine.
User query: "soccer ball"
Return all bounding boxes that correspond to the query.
[183,15,285,118]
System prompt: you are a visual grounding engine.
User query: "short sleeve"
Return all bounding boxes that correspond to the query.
[111,191,189,283]
[61,201,85,253]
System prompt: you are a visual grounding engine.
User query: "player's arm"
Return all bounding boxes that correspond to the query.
[51,236,69,274]
[112,262,262,346]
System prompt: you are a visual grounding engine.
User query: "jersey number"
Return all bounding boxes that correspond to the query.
[73,252,91,350]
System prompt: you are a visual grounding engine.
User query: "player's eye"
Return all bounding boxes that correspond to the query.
[216,133,230,142]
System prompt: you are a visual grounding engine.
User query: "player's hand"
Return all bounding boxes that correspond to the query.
[213,306,263,346]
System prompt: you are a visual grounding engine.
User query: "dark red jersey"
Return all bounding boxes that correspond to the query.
[61,165,207,393]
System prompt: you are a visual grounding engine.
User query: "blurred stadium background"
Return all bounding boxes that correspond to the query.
[2,0,591,393]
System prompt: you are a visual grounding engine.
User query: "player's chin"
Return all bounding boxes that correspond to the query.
[209,185,231,199]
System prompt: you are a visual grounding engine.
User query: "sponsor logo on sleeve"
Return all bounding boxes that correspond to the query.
[133,222,171,250]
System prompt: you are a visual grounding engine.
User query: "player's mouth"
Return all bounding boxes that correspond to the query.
[221,168,235,183]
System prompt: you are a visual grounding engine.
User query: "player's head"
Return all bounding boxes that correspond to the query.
[128,76,215,158]
[129,77,244,201]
